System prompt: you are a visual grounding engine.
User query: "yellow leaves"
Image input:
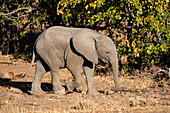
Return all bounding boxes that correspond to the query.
[131,39,140,57]
[154,2,158,5]
[134,48,140,57]
[57,0,68,15]
[134,48,138,52]
[85,5,88,10]
[132,39,136,48]
[150,15,154,19]
[89,3,96,8]
[125,39,130,47]
[121,39,130,47]
[85,1,98,10]
[121,39,140,57]
[85,0,104,10]
[57,9,63,15]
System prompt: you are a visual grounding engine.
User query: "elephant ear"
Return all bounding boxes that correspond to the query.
[72,31,98,64]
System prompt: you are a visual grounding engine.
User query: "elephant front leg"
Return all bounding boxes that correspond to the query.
[67,75,85,92]
[51,70,65,95]
[83,64,98,95]
[67,65,85,92]
[66,53,85,92]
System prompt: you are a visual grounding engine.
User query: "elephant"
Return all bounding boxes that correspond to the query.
[20,26,119,95]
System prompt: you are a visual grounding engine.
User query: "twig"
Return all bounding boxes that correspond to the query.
[127,3,136,19]
[0,40,8,48]
[127,2,144,26]
[0,7,35,16]
[155,69,170,77]
[0,7,36,21]
[154,68,170,86]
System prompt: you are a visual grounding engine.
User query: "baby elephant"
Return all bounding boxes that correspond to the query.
[21,26,119,95]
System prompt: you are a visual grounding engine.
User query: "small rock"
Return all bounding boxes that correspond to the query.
[0,72,15,80]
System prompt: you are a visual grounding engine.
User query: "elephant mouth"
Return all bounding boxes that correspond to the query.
[100,58,110,64]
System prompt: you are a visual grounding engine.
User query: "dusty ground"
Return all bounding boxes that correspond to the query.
[0,55,169,113]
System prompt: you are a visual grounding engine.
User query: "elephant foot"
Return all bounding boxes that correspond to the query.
[111,87,120,91]
[30,89,45,95]
[67,80,74,92]
[67,79,84,92]
[53,87,65,95]
[76,85,86,92]
[86,89,99,95]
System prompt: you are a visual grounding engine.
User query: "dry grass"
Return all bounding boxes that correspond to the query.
[0,75,169,113]
[0,55,169,113]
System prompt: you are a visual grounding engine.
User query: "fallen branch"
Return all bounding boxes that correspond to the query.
[155,68,170,77]
[154,68,170,86]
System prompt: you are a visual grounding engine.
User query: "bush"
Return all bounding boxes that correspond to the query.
[0,0,169,70]
[0,0,61,57]
[57,0,170,69]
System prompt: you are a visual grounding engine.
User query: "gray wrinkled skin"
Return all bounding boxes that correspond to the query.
[21,26,119,95]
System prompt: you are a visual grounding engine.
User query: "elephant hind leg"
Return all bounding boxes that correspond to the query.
[31,60,47,94]
[51,69,65,95]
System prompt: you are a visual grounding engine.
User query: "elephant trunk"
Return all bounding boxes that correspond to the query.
[111,57,119,90]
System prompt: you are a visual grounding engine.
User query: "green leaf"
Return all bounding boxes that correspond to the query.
[151,60,154,64]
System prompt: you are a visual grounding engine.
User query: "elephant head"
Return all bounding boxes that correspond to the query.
[72,30,119,89]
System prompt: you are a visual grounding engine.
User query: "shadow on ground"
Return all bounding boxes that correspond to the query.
[0,80,53,95]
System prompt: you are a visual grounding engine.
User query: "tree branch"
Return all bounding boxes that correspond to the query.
[0,40,8,48]
[0,7,35,16]
[0,7,36,21]
[127,3,136,19]
[127,2,144,26]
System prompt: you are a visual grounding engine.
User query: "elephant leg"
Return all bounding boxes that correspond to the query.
[51,69,65,95]
[66,54,84,92]
[67,68,84,92]
[83,64,98,95]
[31,60,46,94]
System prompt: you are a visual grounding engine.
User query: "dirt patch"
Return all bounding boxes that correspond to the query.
[0,55,169,113]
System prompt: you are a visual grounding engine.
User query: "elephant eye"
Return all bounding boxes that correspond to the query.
[106,51,110,54]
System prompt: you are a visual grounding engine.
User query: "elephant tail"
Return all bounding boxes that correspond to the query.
[20,50,36,78]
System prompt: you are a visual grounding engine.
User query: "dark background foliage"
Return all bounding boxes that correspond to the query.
[0,0,169,71]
